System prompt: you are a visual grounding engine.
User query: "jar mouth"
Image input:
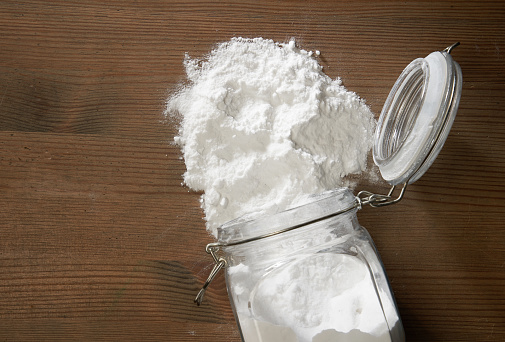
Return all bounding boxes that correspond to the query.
[217,188,358,245]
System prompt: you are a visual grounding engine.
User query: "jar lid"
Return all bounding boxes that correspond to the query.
[373,44,463,185]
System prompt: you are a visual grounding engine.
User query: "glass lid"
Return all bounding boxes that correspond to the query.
[373,43,463,185]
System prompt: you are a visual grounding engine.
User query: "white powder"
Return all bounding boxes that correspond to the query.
[241,253,397,342]
[166,38,400,342]
[250,254,388,334]
[229,242,399,342]
[166,37,375,236]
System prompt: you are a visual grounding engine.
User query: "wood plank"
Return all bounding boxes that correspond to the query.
[0,0,504,340]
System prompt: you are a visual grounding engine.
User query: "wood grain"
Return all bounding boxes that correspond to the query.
[1,0,504,341]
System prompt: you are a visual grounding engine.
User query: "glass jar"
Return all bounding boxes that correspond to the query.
[216,188,405,342]
[194,43,463,342]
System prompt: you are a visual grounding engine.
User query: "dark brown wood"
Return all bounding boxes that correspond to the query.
[0,0,504,340]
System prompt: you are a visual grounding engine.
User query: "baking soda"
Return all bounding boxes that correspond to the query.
[249,254,389,335]
[225,214,399,342]
[166,37,399,342]
[166,37,375,236]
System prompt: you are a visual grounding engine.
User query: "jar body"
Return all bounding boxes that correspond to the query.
[218,189,405,342]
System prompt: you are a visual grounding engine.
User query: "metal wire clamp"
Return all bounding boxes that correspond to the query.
[194,244,226,306]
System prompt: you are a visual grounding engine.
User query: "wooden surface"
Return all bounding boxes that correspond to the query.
[1,1,504,341]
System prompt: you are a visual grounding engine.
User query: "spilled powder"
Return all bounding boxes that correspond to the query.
[166,37,375,236]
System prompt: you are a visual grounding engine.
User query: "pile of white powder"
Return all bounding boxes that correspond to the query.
[166,38,401,342]
[167,37,376,236]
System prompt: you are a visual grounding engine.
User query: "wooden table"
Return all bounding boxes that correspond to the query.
[1,1,504,341]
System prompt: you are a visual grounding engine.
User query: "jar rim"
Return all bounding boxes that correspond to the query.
[216,188,358,246]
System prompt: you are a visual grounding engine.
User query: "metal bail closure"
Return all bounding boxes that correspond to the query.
[194,243,226,306]
[357,183,408,208]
